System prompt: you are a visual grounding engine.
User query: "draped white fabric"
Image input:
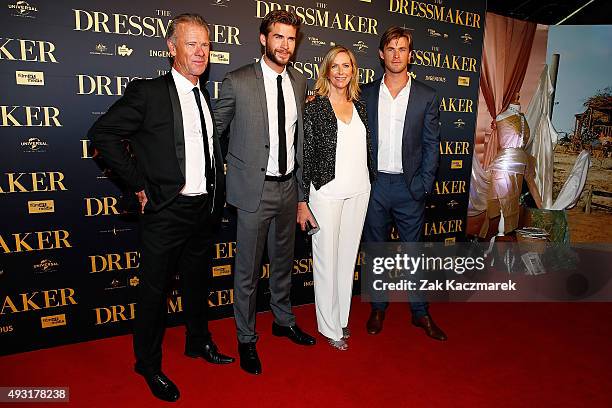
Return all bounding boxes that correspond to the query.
[524,66,558,209]
[551,150,591,210]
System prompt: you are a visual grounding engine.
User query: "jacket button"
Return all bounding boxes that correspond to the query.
[260,168,265,171]
[264,145,269,149]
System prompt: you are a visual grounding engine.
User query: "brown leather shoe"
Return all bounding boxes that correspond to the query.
[366,310,385,335]
[412,315,447,341]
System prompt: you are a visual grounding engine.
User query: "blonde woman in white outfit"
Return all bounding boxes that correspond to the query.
[297,46,375,350]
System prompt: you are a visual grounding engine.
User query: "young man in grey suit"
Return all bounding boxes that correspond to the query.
[361,26,447,341]
[214,10,316,375]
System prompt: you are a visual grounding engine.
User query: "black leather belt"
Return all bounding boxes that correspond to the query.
[265,173,293,182]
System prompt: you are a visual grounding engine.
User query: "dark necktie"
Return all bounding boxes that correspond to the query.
[192,87,214,195]
[276,75,287,175]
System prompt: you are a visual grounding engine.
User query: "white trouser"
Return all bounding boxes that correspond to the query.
[309,189,370,341]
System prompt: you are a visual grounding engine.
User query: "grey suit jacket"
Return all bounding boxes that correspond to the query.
[214,62,307,212]
[361,78,440,201]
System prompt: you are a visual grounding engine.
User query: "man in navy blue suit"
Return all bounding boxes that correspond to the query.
[361,26,447,341]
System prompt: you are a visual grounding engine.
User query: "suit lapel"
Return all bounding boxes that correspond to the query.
[403,79,420,144]
[253,63,270,141]
[201,85,223,171]
[166,73,186,178]
[368,79,382,166]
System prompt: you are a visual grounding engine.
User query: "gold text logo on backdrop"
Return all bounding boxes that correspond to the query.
[0,172,66,193]
[389,1,481,28]
[33,258,59,273]
[424,219,463,236]
[0,287,77,315]
[410,48,477,72]
[28,199,54,214]
[7,1,37,17]
[84,196,119,217]
[209,290,233,307]
[0,325,13,334]
[77,75,143,96]
[1,106,62,127]
[447,199,459,209]
[256,1,378,35]
[21,137,48,152]
[451,160,463,169]
[94,302,135,325]
[439,141,470,155]
[434,180,466,195]
[73,9,241,45]
[212,265,231,277]
[210,51,230,64]
[15,71,44,86]
[439,97,474,112]
[0,230,72,254]
[0,38,57,62]
[89,251,139,273]
[41,314,67,328]
[457,76,470,86]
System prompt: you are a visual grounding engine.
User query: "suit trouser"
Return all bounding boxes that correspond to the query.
[134,194,212,375]
[309,189,370,341]
[233,178,297,344]
[363,172,429,318]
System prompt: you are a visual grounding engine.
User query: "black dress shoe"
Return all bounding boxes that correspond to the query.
[412,314,448,341]
[272,322,316,346]
[185,338,235,364]
[238,342,262,375]
[366,310,385,335]
[135,369,180,402]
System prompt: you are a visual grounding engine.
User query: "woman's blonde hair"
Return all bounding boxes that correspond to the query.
[314,46,360,101]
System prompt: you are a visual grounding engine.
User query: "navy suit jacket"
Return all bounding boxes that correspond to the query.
[361,77,440,201]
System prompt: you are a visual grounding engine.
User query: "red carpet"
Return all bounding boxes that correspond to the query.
[1,300,611,407]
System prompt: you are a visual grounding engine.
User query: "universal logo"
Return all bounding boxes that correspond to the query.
[210,51,230,64]
[211,0,231,6]
[28,199,54,214]
[7,0,37,17]
[33,258,59,273]
[353,40,368,53]
[447,199,459,209]
[99,226,132,235]
[41,314,66,328]
[21,137,48,152]
[454,118,466,129]
[461,34,473,44]
[15,70,44,86]
[308,36,326,47]
[105,278,126,290]
[427,28,448,39]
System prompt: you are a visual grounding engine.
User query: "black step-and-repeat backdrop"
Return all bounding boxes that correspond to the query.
[0,0,485,355]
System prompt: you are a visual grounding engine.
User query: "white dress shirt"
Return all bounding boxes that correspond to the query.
[171,68,214,196]
[260,57,297,176]
[377,74,412,174]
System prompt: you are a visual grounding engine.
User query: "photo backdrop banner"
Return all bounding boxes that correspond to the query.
[0,0,485,355]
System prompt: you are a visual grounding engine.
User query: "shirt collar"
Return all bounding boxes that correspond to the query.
[260,56,287,81]
[380,73,411,98]
[171,68,200,96]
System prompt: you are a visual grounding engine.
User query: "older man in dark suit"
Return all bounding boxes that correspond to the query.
[89,13,233,402]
